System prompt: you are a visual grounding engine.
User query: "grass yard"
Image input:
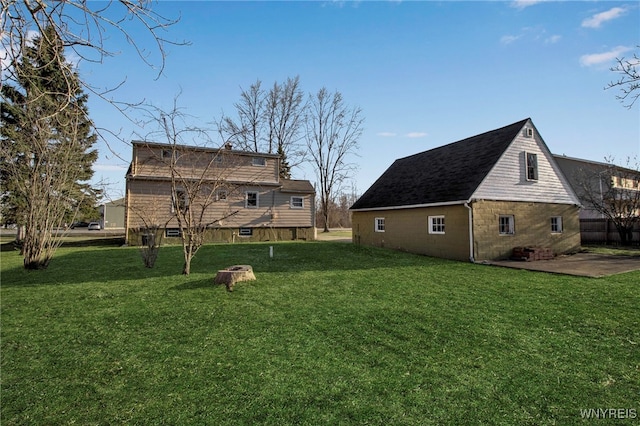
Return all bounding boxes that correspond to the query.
[1,241,638,425]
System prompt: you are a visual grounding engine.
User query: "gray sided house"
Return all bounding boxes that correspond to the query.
[125,141,316,245]
[350,119,582,261]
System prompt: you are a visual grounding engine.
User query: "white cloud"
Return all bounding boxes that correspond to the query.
[582,7,628,29]
[511,0,546,10]
[405,132,427,139]
[580,46,633,67]
[500,35,522,45]
[377,132,397,137]
[545,35,561,44]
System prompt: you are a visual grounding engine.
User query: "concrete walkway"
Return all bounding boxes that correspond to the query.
[485,252,640,278]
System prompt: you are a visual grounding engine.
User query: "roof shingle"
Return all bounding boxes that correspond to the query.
[351,119,530,210]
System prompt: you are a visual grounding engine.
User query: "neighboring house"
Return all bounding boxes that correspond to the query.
[350,118,582,261]
[554,154,640,244]
[98,197,125,229]
[553,155,640,219]
[125,141,315,245]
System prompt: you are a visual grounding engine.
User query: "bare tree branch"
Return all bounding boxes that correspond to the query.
[606,46,640,109]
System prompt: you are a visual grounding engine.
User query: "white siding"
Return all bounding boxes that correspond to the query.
[472,128,580,205]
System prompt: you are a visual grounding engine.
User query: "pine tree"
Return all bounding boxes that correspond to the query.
[1,26,99,269]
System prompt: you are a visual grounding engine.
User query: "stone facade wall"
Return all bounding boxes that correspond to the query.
[472,200,581,260]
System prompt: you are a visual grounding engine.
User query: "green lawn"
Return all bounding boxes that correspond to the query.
[1,241,638,425]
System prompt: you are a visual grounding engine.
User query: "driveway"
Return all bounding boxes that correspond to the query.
[485,252,640,278]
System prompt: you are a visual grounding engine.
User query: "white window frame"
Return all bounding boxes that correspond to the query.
[551,216,563,234]
[375,217,385,232]
[524,128,534,138]
[245,191,259,208]
[252,157,266,167]
[428,215,445,234]
[525,152,538,181]
[290,196,304,209]
[499,215,515,235]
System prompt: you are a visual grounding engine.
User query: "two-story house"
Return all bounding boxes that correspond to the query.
[554,154,640,244]
[124,141,316,245]
[350,119,582,261]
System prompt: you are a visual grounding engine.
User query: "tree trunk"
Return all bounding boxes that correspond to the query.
[615,225,633,246]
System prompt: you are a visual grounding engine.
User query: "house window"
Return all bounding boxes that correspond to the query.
[551,216,563,233]
[239,228,253,236]
[245,191,258,208]
[216,189,228,201]
[171,190,188,213]
[252,157,266,167]
[165,228,181,237]
[290,196,304,209]
[375,217,385,232]
[526,152,538,181]
[162,149,172,160]
[499,215,515,235]
[428,215,445,234]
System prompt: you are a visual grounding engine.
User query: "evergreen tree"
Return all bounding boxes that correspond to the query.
[1,26,99,269]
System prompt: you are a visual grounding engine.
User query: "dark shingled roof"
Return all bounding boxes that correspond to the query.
[351,119,530,210]
[281,179,315,193]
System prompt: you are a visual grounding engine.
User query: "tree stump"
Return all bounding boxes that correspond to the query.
[214,265,256,291]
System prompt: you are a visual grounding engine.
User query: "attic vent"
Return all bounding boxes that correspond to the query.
[524,128,534,138]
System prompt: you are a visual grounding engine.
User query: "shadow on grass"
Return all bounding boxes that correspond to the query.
[1,241,445,288]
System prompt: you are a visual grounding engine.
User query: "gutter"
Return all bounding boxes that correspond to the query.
[350,200,468,212]
[464,201,475,263]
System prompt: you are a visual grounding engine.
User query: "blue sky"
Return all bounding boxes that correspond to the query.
[79,1,639,200]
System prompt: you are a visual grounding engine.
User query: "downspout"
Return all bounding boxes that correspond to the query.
[464,201,475,263]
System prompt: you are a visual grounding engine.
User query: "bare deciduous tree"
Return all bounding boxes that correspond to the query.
[606,45,640,109]
[141,101,241,275]
[305,88,363,233]
[127,197,169,268]
[219,76,306,178]
[2,0,181,109]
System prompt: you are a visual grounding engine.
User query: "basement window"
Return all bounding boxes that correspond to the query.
[239,228,253,236]
[165,228,181,237]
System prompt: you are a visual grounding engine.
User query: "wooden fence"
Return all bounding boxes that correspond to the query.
[580,219,640,246]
